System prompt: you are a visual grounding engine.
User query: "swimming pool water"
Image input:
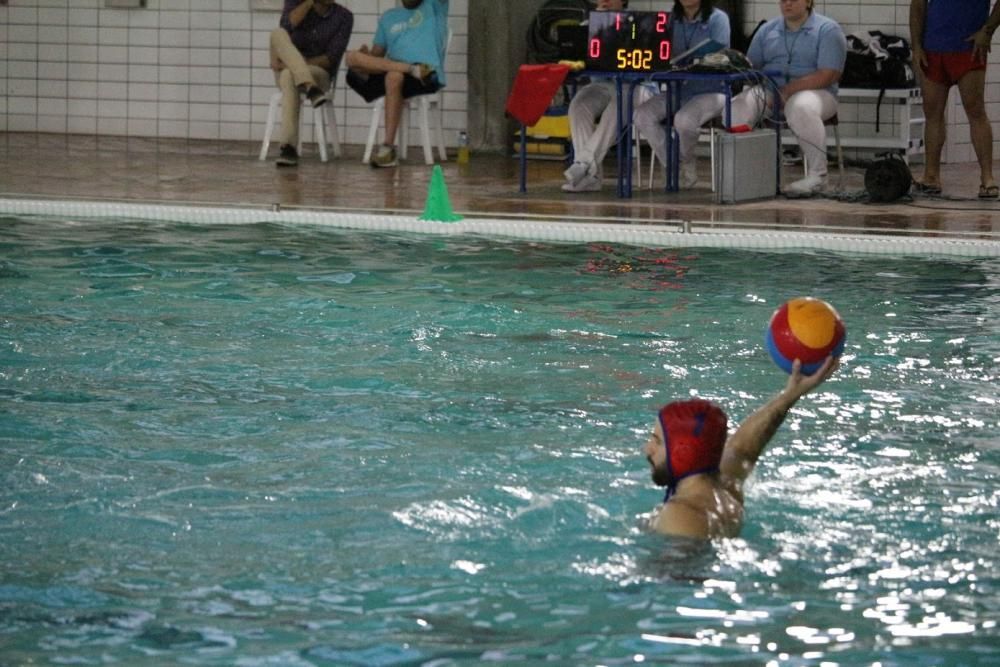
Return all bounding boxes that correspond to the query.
[1,216,998,665]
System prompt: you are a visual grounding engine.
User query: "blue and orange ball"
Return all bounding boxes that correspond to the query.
[766,297,846,374]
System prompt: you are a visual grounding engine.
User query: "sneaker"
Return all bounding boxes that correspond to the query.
[409,63,435,82]
[563,161,590,187]
[679,160,698,189]
[276,144,298,168]
[305,85,328,108]
[561,172,601,192]
[784,174,826,197]
[371,144,398,168]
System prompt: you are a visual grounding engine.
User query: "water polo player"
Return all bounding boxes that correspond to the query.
[644,356,839,539]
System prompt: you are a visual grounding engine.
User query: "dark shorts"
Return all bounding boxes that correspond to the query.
[922,51,986,87]
[346,70,442,103]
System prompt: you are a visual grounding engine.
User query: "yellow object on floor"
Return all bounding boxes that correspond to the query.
[514,111,571,159]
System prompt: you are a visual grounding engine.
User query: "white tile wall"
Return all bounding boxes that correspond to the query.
[0,0,995,161]
[0,0,469,148]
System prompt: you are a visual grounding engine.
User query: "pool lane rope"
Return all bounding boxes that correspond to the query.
[1,196,998,258]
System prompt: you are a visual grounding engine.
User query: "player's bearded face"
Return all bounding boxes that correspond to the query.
[649,456,672,487]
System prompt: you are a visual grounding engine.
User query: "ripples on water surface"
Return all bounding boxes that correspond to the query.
[1,217,997,665]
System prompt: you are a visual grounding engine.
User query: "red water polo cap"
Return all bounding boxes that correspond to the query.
[658,399,728,487]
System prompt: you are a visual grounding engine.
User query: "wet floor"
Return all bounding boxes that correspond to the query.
[1,132,998,240]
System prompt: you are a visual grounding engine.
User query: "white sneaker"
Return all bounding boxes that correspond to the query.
[563,161,590,187]
[784,174,826,197]
[561,173,602,192]
[679,160,698,189]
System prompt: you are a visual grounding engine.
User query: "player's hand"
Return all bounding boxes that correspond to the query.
[967,30,992,64]
[785,356,839,398]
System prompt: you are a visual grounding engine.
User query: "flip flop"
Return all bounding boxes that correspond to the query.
[978,184,999,199]
[913,181,942,195]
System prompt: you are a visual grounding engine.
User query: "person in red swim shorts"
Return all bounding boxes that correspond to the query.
[910,0,1000,198]
[643,357,838,540]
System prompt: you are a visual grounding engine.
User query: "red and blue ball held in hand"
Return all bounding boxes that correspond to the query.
[766,297,846,374]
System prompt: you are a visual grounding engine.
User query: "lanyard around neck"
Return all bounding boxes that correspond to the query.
[680,18,701,51]
[783,25,805,65]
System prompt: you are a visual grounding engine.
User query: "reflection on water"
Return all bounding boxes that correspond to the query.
[0,218,997,664]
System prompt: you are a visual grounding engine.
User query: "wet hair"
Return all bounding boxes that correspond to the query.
[671,0,714,23]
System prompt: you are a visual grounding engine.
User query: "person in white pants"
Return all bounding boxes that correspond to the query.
[730,0,846,196]
[633,0,731,189]
[563,0,633,193]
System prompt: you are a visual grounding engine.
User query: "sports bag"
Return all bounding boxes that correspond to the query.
[841,31,916,132]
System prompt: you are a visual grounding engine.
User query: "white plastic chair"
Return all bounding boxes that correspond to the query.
[644,138,664,190]
[361,28,452,166]
[630,82,662,189]
[259,89,341,162]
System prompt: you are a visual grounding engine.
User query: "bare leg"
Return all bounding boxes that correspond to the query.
[345,49,413,76]
[383,71,405,146]
[919,78,950,188]
[956,68,995,188]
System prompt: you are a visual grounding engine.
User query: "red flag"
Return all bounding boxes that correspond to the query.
[505,64,571,127]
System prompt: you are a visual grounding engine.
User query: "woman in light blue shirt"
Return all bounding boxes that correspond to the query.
[731,0,846,195]
[633,0,731,189]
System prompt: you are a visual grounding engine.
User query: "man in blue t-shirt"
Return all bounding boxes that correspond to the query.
[345,0,449,168]
[910,0,1000,198]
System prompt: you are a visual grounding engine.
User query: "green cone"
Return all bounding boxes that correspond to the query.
[419,165,463,222]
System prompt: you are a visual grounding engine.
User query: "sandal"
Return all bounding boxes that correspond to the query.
[913,181,942,195]
[978,184,999,199]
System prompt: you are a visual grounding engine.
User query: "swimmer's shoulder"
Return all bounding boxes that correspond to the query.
[650,497,712,539]
[652,476,745,539]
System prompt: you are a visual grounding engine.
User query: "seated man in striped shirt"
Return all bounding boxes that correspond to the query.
[270,0,353,168]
